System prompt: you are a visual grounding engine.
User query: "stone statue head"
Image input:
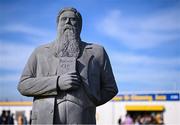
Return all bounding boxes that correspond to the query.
[57,7,82,36]
[56,7,82,57]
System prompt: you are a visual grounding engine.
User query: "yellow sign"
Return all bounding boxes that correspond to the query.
[126,105,164,111]
[0,101,32,106]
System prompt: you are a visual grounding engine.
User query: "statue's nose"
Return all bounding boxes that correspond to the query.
[65,18,70,24]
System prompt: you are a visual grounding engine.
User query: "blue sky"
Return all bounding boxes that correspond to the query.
[0,0,180,101]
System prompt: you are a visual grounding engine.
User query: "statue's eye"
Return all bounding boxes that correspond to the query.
[70,18,76,21]
[61,17,67,21]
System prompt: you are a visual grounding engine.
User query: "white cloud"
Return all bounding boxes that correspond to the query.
[0,24,54,37]
[109,51,180,85]
[97,7,180,49]
[0,74,20,83]
[110,52,180,67]
[141,8,180,31]
[114,68,180,84]
[0,24,56,43]
[0,41,34,70]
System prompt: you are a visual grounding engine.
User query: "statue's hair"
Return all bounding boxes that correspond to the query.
[56,7,82,34]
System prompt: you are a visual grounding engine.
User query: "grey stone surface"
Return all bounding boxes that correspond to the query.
[18,7,118,124]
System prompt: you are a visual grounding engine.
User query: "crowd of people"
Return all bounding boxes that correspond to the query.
[0,110,28,125]
[1,110,164,125]
[0,110,14,124]
[118,112,164,125]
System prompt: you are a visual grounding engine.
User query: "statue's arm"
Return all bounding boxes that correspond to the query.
[97,48,118,106]
[17,49,58,97]
[18,76,58,97]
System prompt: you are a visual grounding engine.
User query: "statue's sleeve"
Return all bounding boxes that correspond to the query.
[17,49,58,97]
[98,48,118,106]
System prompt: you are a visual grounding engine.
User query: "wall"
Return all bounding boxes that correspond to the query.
[96,101,180,125]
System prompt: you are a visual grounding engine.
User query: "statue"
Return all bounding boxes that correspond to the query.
[18,7,118,124]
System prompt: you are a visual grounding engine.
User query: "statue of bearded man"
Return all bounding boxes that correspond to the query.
[18,7,118,124]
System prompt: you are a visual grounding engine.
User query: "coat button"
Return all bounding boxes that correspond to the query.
[50,110,54,114]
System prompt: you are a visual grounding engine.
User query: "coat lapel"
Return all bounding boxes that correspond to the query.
[77,42,93,86]
[46,42,59,75]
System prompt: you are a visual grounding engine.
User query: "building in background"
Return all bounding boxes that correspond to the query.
[0,92,179,125]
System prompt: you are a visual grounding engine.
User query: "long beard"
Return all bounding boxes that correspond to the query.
[56,27,80,58]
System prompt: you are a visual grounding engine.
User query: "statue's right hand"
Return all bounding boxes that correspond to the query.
[58,72,81,91]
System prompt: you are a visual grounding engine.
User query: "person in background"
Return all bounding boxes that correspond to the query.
[0,110,14,125]
[6,111,14,125]
[118,116,122,125]
[0,110,6,124]
[122,113,133,125]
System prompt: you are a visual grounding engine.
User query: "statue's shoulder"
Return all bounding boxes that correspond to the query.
[82,41,104,51]
[82,41,106,62]
[33,42,52,53]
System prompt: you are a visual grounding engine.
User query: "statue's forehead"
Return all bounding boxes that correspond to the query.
[60,11,76,18]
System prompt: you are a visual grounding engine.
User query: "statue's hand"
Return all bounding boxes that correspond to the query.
[58,72,81,91]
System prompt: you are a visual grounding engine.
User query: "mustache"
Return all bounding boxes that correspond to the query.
[63,25,75,32]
